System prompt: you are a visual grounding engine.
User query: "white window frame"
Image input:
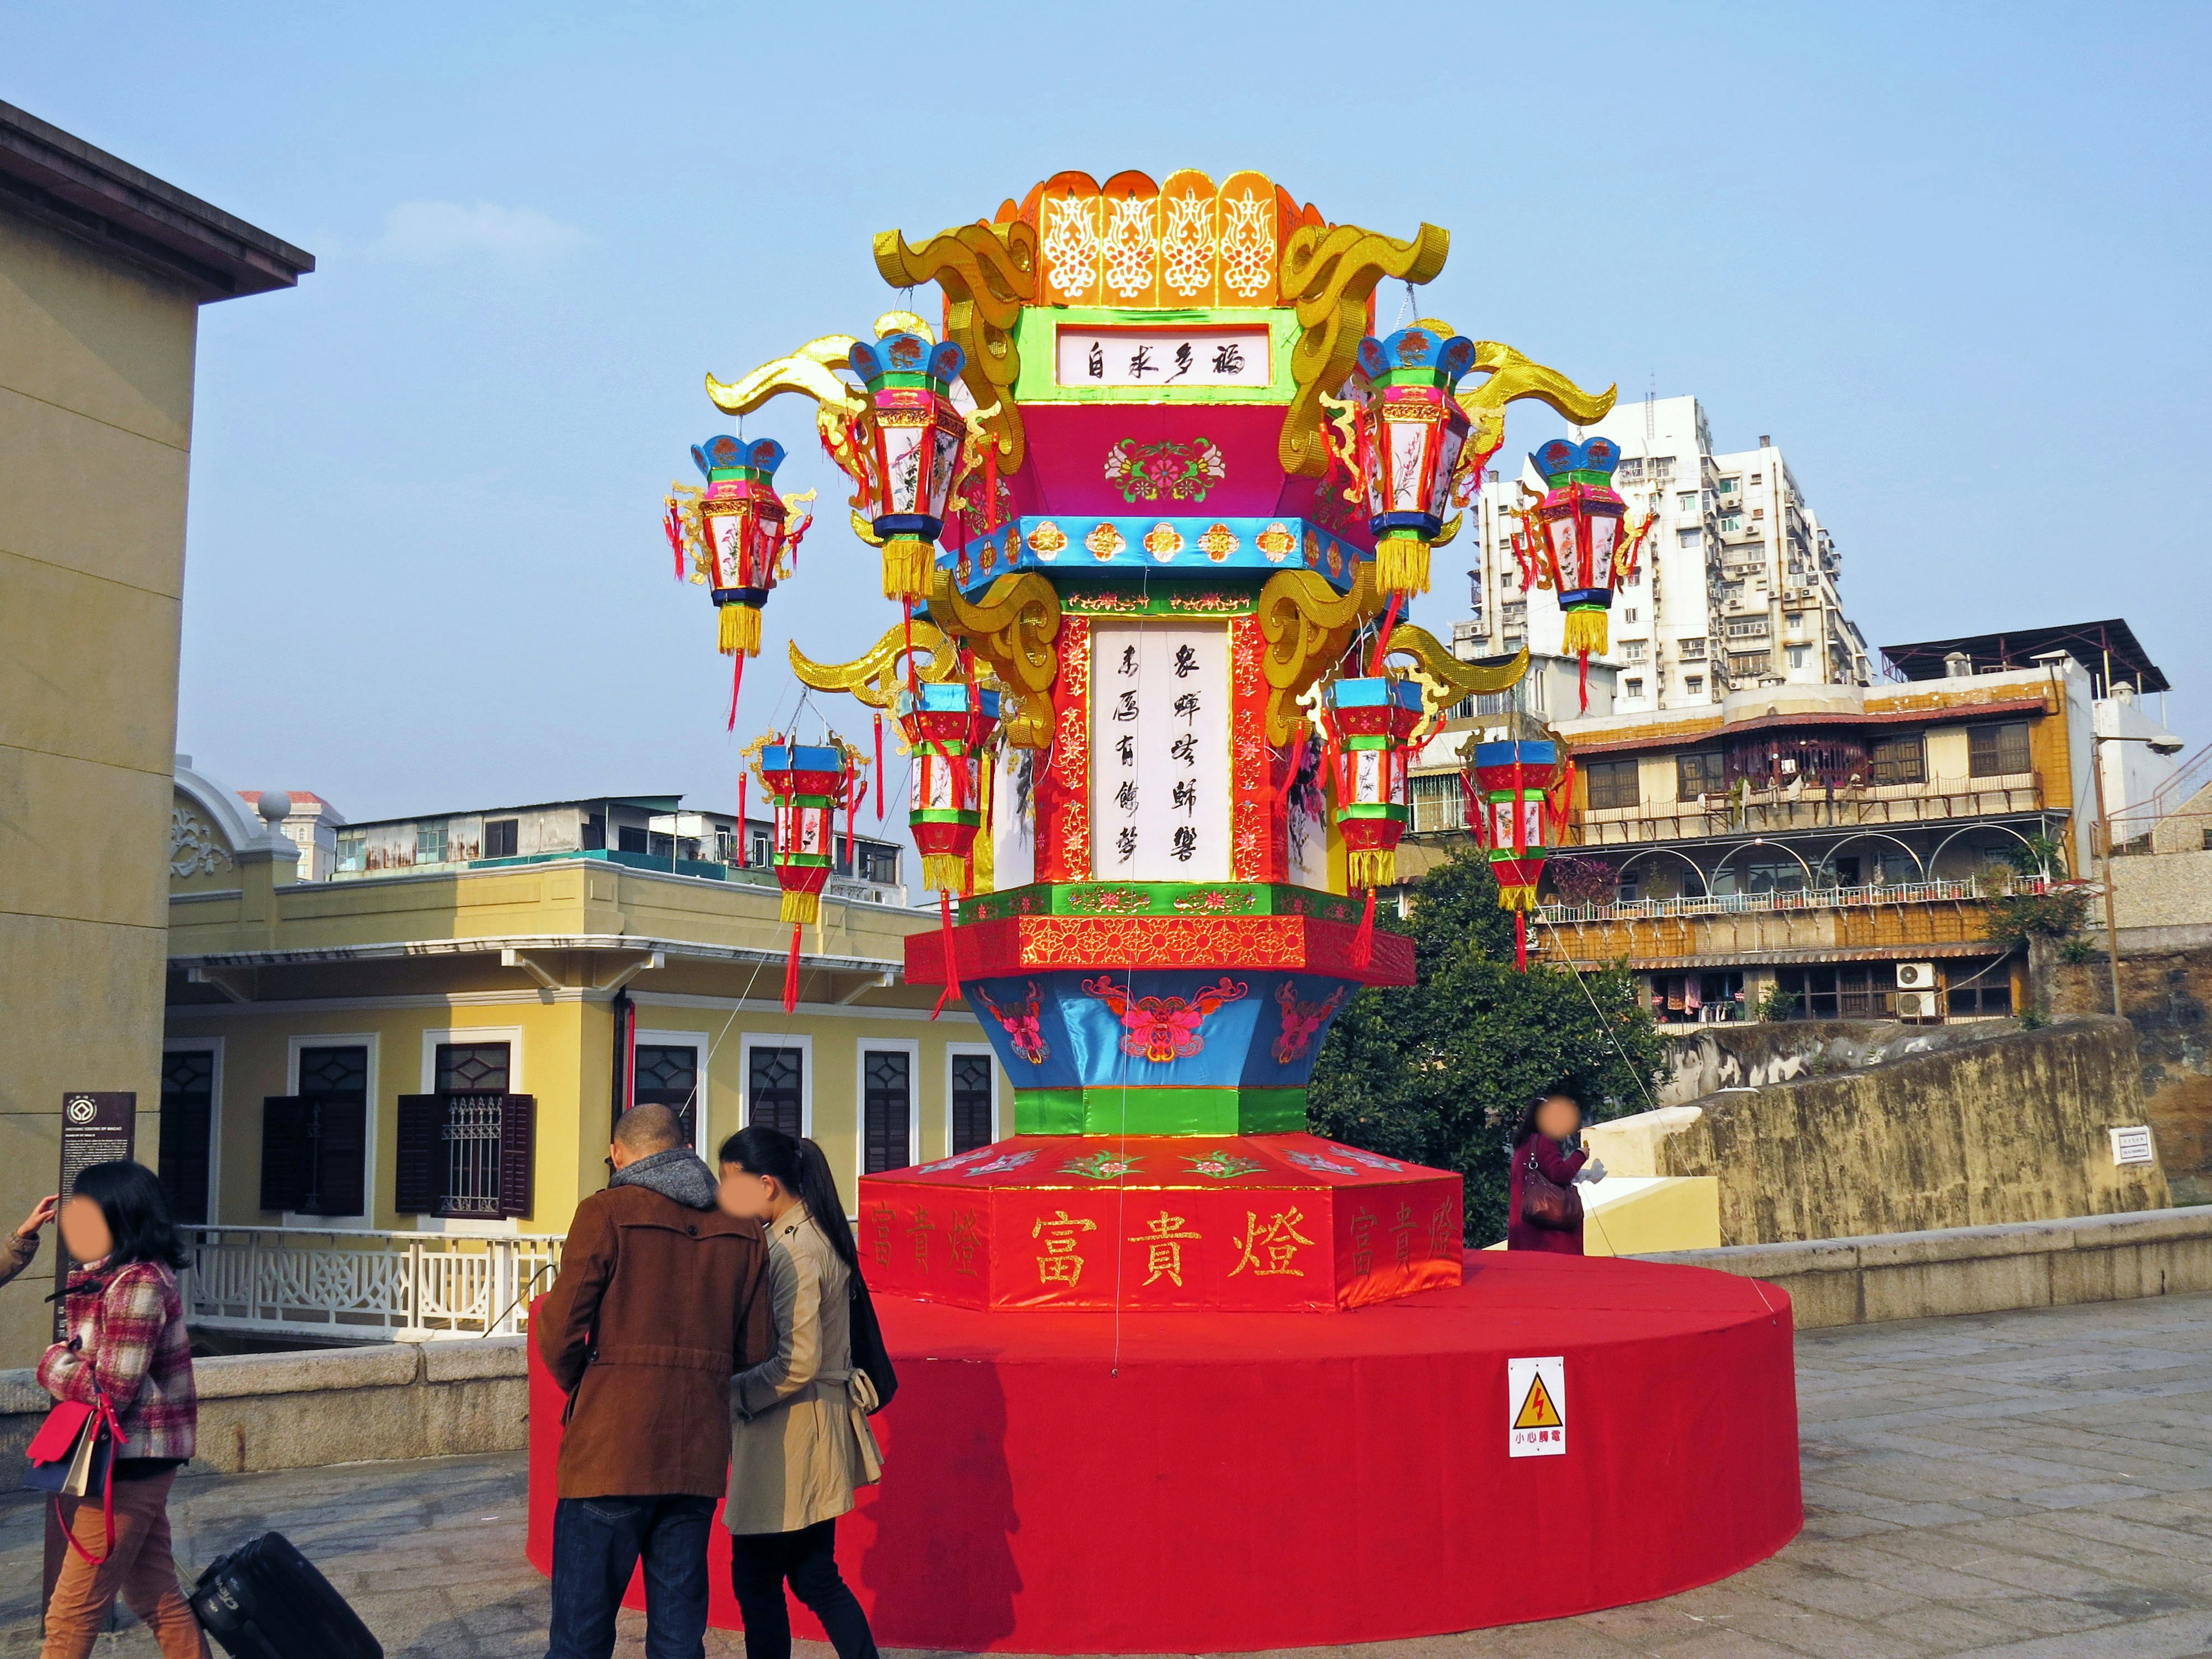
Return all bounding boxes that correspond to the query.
[280,1032,380,1229]
[416,1026,524,1236]
[632,1027,711,1158]
[160,1036,224,1228]
[855,1037,921,1176]
[738,1032,814,1139]
[944,1042,1002,1157]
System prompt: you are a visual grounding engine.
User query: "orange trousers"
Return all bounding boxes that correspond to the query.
[41,1468,207,1659]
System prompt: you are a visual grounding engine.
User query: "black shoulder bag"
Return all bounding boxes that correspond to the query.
[848,1267,898,1414]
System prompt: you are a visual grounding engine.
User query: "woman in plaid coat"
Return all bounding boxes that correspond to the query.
[17,1161,206,1659]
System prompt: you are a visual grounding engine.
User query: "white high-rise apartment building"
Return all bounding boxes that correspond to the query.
[1452,395,1872,711]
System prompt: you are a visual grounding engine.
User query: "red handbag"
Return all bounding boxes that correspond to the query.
[22,1395,124,1563]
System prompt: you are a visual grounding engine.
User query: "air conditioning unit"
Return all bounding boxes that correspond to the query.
[1895,962,1937,990]
[1895,990,1940,1020]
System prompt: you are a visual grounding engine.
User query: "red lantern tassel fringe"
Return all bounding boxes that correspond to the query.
[844,780,866,873]
[929,890,962,1020]
[664,505,685,580]
[782,922,802,1014]
[1351,885,1377,969]
[873,713,885,822]
[725,652,745,732]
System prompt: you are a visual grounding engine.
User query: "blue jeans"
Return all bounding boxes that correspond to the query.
[547,1493,717,1659]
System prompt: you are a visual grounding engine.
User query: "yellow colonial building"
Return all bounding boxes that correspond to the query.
[163,764,1002,1343]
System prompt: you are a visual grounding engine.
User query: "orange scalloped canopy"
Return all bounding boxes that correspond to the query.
[995,170,1325,310]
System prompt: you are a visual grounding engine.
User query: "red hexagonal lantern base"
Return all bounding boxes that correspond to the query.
[855,1132,1462,1313]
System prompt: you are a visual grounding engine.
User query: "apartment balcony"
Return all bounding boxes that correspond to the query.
[1569,772,2043,847]
[1532,877,2044,970]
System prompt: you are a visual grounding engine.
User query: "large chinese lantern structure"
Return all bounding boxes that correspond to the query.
[529,169,1801,1652]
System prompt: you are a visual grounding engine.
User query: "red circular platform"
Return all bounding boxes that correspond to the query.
[527,1251,1801,1652]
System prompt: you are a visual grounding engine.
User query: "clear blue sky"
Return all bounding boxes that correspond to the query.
[9,2,2207,823]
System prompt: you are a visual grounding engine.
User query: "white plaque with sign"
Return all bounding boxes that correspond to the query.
[1055,325,1271,390]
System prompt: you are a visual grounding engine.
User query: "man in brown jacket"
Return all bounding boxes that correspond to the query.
[539,1104,771,1659]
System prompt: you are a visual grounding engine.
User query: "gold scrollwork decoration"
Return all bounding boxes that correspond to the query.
[1453,340,1616,493]
[1376,626,1530,740]
[1256,565,1381,745]
[873,219,1038,475]
[929,571,1062,749]
[789,620,970,710]
[1277,221,1450,478]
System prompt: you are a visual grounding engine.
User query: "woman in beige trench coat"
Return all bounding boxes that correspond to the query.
[715,1127,884,1659]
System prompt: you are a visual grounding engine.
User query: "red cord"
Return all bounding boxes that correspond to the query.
[782,923,801,1014]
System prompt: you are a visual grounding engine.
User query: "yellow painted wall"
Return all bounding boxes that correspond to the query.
[165,995,995,1234]
[0,208,202,1365]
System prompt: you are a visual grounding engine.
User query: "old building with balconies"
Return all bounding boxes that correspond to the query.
[1406,621,2181,1031]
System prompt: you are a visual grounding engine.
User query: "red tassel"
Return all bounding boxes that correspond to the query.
[1578,649,1590,713]
[737,772,747,851]
[983,444,1000,531]
[1367,591,1404,676]
[873,713,885,822]
[845,780,866,873]
[783,923,802,1014]
[725,652,745,732]
[1516,910,1529,972]
[664,505,685,580]
[1351,885,1377,969]
[930,889,962,1020]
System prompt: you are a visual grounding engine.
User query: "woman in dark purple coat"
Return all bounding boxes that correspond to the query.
[1505,1090,1607,1255]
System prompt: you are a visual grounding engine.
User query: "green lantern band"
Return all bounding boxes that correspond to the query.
[1013,1085,1309,1137]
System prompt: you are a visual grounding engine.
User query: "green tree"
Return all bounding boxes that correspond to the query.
[1306,846,1665,1245]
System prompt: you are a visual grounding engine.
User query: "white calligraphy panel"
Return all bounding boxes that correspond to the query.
[1089,622,1232,881]
[1055,326,1271,389]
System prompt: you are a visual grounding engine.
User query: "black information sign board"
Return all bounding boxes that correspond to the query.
[52,1092,135,1339]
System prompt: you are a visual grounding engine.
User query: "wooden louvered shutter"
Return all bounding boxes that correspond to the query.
[259,1097,306,1213]
[393,1095,445,1215]
[310,1097,369,1218]
[497,1094,537,1219]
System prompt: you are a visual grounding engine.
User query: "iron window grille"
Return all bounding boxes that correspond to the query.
[395,1043,535,1219]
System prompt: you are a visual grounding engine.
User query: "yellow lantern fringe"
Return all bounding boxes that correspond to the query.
[921,853,969,894]
[1347,847,1397,889]
[881,536,935,601]
[779,889,821,927]
[1374,535,1431,597]
[1497,884,1540,912]
[718,602,762,657]
[1562,607,1609,656]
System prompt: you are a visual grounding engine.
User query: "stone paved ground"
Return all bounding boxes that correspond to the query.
[4,1292,2211,1657]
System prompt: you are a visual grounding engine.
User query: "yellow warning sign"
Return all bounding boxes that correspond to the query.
[1513,1372,1563,1430]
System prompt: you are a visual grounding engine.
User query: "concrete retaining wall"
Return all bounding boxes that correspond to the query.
[0,1335,528,1472]
[1642,1206,2212,1330]
[1603,1016,2168,1244]
[2048,934,2212,1206]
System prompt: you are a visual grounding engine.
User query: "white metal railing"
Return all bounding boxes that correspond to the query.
[181,1226,565,1341]
[1539,874,2050,925]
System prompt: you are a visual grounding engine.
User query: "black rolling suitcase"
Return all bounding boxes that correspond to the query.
[188,1531,381,1659]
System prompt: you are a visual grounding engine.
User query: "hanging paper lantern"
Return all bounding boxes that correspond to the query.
[899,681,1001,896]
[1324,676,1426,891]
[847,329,971,602]
[753,740,855,925]
[1465,739,1572,971]
[1351,326,1478,598]
[1516,437,1656,704]
[666,435,812,728]
[750,736,862,1010]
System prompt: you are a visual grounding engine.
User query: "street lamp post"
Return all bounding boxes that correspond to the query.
[2090,730,2184,1017]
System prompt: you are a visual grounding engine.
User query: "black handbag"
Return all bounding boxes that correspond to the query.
[1520,1146,1582,1231]
[847,1268,898,1414]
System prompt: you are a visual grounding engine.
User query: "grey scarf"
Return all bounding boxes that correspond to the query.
[609,1147,718,1210]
